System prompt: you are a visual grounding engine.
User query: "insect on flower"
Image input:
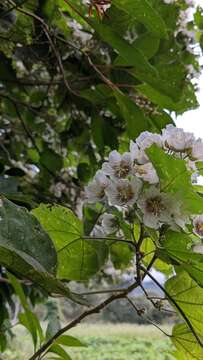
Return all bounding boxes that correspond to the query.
[88,0,111,19]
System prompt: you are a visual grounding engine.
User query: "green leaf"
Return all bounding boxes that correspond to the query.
[195,6,203,30]
[110,242,133,269]
[90,21,158,84]
[40,149,63,174]
[42,0,71,36]
[165,271,203,336]
[113,0,167,38]
[77,163,92,183]
[48,344,72,360]
[56,335,86,347]
[157,230,203,289]
[172,323,203,360]
[0,197,57,273]
[136,82,198,113]
[141,237,172,275]
[32,204,108,281]
[91,116,118,152]
[0,198,87,303]
[147,145,203,214]
[8,273,43,349]
[114,91,152,138]
[81,84,113,105]
[45,300,61,340]
[115,33,160,62]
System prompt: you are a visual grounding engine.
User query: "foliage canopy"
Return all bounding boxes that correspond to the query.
[1,0,203,359]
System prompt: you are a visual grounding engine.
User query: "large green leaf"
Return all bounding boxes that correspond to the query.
[172,323,203,360]
[0,197,57,273]
[32,204,108,281]
[160,231,203,289]
[165,271,203,339]
[0,240,79,300]
[90,21,158,84]
[136,82,198,113]
[147,145,203,214]
[113,0,168,38]
[0,198,86,303]
[115,33,160,62]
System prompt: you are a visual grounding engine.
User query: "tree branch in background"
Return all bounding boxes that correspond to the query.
[28,280,139,360]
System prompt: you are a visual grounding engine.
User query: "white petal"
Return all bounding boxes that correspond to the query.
[102,214,117,234]
[136,131,162,150]
[95,170,109,186]
[143,213,159,229]
[191,139,203,160]
[109,150,121,166]
[162,124,194,152]
[134,163,159,184]
[102,162,115,176]
[130,141,139,160]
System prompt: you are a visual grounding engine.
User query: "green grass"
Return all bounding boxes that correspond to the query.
[3,323,174,360]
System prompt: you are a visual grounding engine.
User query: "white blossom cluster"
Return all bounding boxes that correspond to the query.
[163,0,195,6]
[85,125,203,233]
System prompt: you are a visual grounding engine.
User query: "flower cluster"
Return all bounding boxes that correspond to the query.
[85,125,203,233]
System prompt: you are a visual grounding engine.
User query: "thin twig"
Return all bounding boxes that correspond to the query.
[126,296,171,338]
[28,280,140,360]
[29,251,156,359]
[9,1,78,97]
[1,0,29,17]
[78,288,125,296]
[140,265,203,348]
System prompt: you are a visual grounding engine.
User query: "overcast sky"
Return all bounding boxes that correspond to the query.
[175,71,203,137]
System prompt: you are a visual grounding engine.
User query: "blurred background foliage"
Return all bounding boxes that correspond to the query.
[0,0,202,210]
[0,0,203,355]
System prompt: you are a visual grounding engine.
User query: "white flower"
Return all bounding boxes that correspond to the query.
[137,187,175,229]
[136,131,163,150]
[102,150,132,179]
[130,141,146,164]
[192,243,203,254]
[130,132,162,165]
[133,163,159,184]
[91,225,106,238]
[193,215,203,238]
[191,139,203,161]
[85,170,109,203]
[162,124,195,153]
[106,178,142,206]
[102,214,118,234]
